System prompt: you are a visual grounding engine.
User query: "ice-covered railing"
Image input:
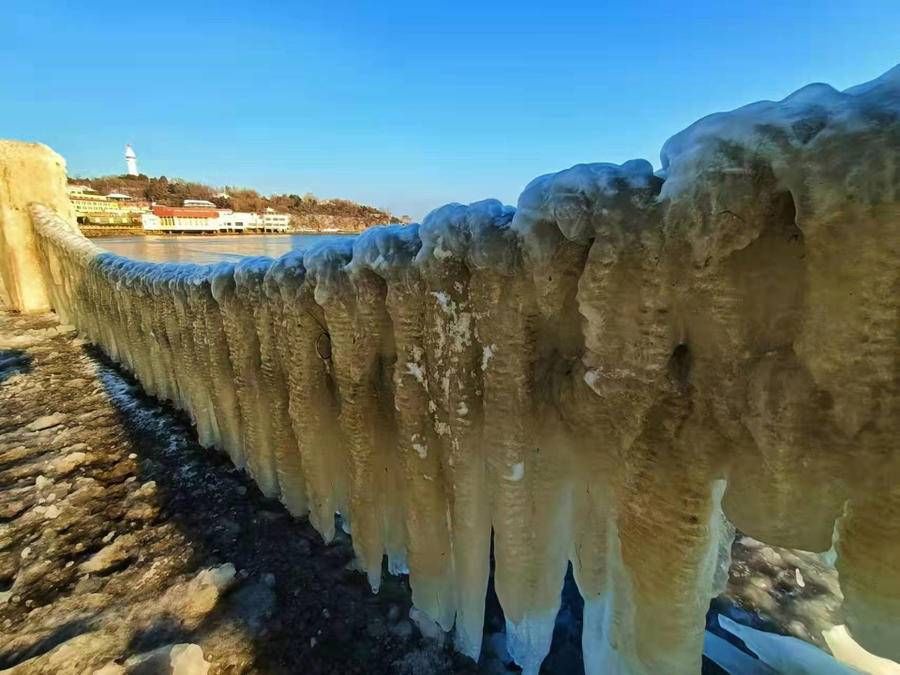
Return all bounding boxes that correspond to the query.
[27,65,899,675]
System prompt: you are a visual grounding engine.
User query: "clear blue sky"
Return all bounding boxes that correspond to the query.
[3,1,897,219]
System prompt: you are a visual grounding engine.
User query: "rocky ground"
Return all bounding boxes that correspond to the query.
[0,310,849,674]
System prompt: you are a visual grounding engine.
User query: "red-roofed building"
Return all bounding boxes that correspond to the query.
[143,205,220,232]
[152,206,220,218]
[141,204,292,233]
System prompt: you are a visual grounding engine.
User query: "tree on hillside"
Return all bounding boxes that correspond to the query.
[67,174,399,227]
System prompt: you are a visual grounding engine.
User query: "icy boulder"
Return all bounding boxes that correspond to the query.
[0,140,76,312]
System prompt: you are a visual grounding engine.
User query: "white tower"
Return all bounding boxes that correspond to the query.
[125,144,138,176]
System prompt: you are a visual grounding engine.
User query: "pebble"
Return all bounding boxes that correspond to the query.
[122,642,211,675]
[125,502,159,521]
[26,413,67,432]
[50,451,88,476]
[80,534,138,574]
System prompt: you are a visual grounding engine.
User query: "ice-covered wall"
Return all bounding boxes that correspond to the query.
[0,140,76,312]
[22,65,900,674]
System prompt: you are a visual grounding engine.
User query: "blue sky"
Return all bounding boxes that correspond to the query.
[3,1,897,219]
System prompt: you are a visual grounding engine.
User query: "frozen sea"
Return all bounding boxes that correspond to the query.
[96,233,349,264]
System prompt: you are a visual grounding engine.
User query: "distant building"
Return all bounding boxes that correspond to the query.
[68,186,111,215]
[68,185,138,229]
[142,204,290,233]
[213,209,289,233]
[145,206,220,232]
[125,144,138,176]
[183,199,217,208]
[140,212,162,230]
[215,210,256,233]
[261,207,290,231]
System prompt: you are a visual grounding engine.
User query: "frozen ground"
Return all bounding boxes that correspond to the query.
[0,310,887,674]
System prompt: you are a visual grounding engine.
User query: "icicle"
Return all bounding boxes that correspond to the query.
[211,261,279,497]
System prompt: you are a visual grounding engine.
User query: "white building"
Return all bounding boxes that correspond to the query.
[214,209,290,233]
[141,212,162,230]
[215,210,257,232]
[141,204,290,234]
[183,199,217,208]
[261,208,290,231]
[125,145,138,176]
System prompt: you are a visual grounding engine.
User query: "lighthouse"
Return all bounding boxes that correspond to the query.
[125,144,138,176]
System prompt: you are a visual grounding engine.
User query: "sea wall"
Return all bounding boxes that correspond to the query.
[17,66,900,674]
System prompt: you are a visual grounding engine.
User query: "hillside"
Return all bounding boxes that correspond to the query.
[68,174,407,231]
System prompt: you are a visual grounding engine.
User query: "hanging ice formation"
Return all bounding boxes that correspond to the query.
[22,66,900,674]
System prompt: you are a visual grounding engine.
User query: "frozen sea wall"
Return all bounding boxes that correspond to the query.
[0,140,76,312]
[18,65,900,674]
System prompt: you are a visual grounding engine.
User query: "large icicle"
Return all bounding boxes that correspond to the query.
[305,239,396,590]
[255,261,308,516]
[349,225,458,627]
[211,261,280,497]
[268,252,349,542]
[417,209,492,660]
[188,271,245,467]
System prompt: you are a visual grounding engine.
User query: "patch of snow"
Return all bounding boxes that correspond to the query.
[718,614,861,674]
[482,344,495,371]
[405,361,426,386]
[506,462,525,482]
